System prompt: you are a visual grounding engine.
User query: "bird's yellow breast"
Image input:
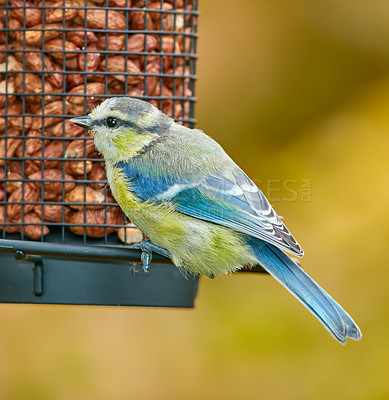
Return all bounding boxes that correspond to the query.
[107,164,186,241]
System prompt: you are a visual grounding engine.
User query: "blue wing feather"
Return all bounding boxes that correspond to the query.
[115,161,303,256]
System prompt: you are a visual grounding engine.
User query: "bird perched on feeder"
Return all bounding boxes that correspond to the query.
[71,97,362,344]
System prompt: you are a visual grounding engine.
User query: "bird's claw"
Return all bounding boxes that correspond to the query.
[129,240,171,275]
[140,249,152,273]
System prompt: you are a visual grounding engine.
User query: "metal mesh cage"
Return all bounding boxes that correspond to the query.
[0,0,198,246]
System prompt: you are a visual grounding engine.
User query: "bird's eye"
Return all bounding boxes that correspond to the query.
[106,117,118,128]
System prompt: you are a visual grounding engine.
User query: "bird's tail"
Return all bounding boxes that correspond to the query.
[247,239,362,344]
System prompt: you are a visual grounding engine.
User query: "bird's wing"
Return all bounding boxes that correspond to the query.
[115,162,303,256]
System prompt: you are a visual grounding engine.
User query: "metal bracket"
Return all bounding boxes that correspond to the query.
[14,250,44,296]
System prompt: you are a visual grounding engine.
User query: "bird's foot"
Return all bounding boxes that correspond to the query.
[129,240,172,274]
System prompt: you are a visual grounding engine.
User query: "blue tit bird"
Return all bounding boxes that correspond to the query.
[71,97,362,344]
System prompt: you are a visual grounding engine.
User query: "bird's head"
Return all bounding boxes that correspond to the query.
[71,97,173,163]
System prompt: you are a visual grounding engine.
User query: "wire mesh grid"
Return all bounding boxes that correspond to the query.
[0,0,198,247]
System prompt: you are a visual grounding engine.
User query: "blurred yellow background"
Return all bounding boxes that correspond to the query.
[1,1,388,399]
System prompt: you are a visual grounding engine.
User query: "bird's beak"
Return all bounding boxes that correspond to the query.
[70,115,91,129]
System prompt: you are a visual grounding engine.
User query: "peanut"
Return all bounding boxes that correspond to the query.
[29,168,76,194]
[10,0,42,27]
[14,73,44,103]
[0,55,22,73]
[65,185,106,210]
[87,164,106,190]
[45,0,78,23]
[0,207,21,233]
[65,160,93,175]
[77,44,101,76]
[100,56,142,84]
[66,82,105,115]
[65,138,96,159]
[127,34,158,55]
[69,208,123,238]
[117,222,144,244]
[65,27,98,48]
[30,100,66,130]
[5,171,22,193]
[32,140,65,169]
[24,23,63,46]
[0,129,22,165]
[96,34,125,52]
[49,120,84,138]
[7,182,39,220]
[131,10,154,31]
[43,191,61,201]
[0,78,16,108]
[78,8,126,31]
[44,39,80,61]
[23,212,50,239]
[34,203,73,223]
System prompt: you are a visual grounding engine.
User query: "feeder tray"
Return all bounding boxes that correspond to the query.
[0,230,199,307]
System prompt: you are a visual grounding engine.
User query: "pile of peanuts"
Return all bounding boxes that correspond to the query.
[0,0,196,241]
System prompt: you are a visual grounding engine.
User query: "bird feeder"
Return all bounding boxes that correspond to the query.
[0,0,265,307]
[0,0,200,307]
